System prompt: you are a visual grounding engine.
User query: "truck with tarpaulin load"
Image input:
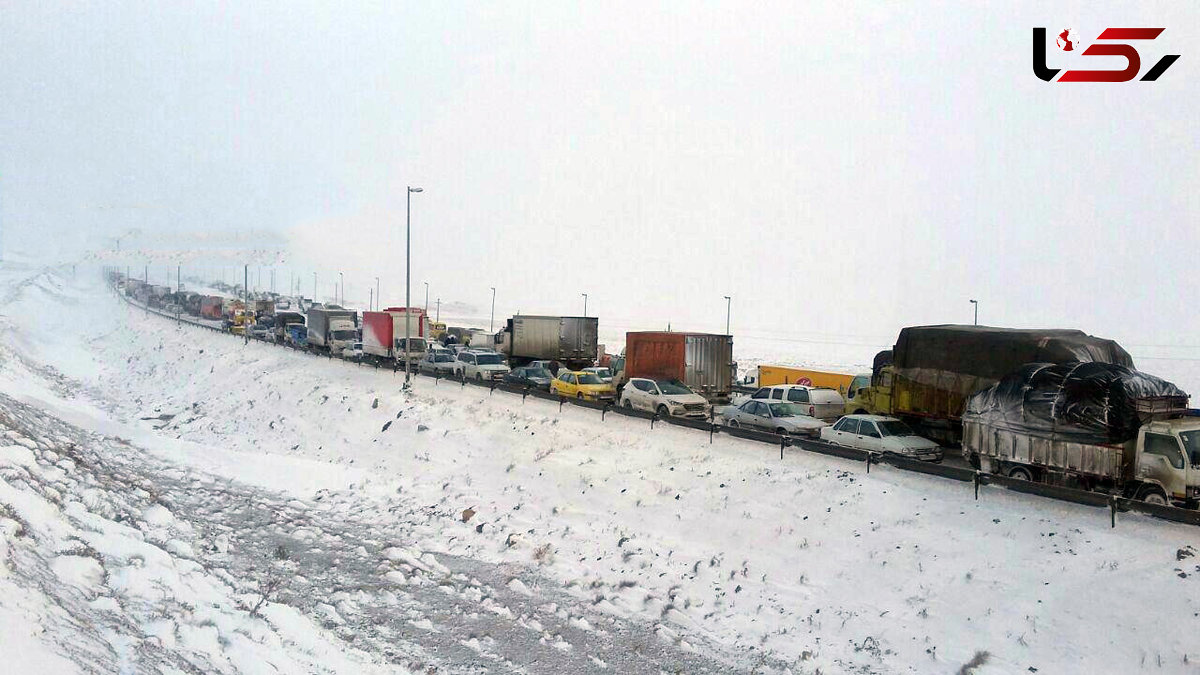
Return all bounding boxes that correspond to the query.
[850,325,1133,444]
[963,361,1200,507]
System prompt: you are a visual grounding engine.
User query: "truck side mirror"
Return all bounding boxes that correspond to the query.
[1192,450,1200,467]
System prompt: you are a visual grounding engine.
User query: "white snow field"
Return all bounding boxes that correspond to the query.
[2,258,1200,674]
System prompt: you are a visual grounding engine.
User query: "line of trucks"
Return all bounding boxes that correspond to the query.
[117,273,1200,508]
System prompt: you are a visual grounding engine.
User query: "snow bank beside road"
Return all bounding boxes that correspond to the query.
[0,391,394,673]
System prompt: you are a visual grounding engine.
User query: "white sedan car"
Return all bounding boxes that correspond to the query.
[820,415,943,462]
[620,378,710,418]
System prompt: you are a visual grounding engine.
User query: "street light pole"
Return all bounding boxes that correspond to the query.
[424,282,429,316]
[313,272,317,303]
[723,295,731,335]
[375,276,380,311]
[582,293,588,317]
[970,299,978,326]
[406,186,423,386]
[339,272,343,306]
[435,298,440,323]
[489,287,496,332]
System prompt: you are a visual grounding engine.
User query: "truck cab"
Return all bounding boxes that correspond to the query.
[1135,418,1200,506]
[329,319,357,354]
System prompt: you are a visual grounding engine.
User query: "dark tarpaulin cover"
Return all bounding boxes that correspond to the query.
[894,325,1133,379]
[964,362,1188,444]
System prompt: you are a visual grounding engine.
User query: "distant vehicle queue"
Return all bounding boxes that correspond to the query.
[115,272,1200,510]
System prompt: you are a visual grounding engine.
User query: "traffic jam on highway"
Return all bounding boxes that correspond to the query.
[116,272,1200,512]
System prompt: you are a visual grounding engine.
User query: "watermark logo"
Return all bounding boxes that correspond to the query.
[1033,27,1180,82]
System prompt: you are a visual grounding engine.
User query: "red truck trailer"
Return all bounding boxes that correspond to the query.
[622,331,736,403]
[363,308,428,365]
[200,296,224,320]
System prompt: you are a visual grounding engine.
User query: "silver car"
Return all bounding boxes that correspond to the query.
[583,366,614,384]
[419,351,458,376]
[820,415,943,462]
[720,400,827,438]
[740,385,845,422]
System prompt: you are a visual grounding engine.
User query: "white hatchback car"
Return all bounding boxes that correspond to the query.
[620,378,710,418]
[820,415,943,462]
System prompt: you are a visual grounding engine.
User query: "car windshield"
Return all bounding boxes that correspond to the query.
[591,368,612,378]
[656,380,693,395]
[769,402,806,417]
[475,353,504,365]
[578,373,604,385]
[527,368,552,378]
[332,330,356,340]
[1180,430,1200,465]
[876,420,916,437]
[435,354,454,362]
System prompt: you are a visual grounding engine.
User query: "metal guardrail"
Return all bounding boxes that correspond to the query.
[110,280,1200,529]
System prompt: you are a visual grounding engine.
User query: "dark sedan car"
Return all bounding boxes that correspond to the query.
[504,366,554,390]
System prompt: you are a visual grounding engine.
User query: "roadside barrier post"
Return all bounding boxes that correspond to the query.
[779,436,787,460]
[602,403,611,421]
[866,452,872,474]
[974,471,981,500]
[1111,496,1119,529]
[559,396,566,412]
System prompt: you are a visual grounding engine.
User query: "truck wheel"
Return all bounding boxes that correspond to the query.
[776,428,788,436]
[1139,488,1169,506]
[476,373,483,382]
[623,399,633,410]
[727,419,739,428]
[1007,466,1033,481]
[577,392,585,400]
[657,405,670,418]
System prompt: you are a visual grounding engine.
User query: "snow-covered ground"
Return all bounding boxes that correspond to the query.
[2,258,1200,673]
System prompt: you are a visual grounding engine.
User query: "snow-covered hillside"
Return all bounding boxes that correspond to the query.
[2,259,1199,673]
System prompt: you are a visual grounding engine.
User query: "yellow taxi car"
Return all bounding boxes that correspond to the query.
[550,370,617,401]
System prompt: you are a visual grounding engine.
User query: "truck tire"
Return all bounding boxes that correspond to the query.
[657,405,670,418]
[726,419,739,428]
[577,392,585,400]
[476,373,483,382]
[1007,466,1034,481]
[1139,487,1169,506]
[623,399,633,410]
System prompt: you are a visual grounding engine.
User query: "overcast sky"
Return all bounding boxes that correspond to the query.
[2,1,1197,351]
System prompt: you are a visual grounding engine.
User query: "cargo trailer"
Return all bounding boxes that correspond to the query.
[498,316,599,369]
[963,362,1200,507]
[621,331,735,403]
[854,325,1132,444]
[362,308,428,367]
[307,307,358,353]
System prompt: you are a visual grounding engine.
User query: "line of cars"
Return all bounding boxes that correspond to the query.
[716,383,945,462]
